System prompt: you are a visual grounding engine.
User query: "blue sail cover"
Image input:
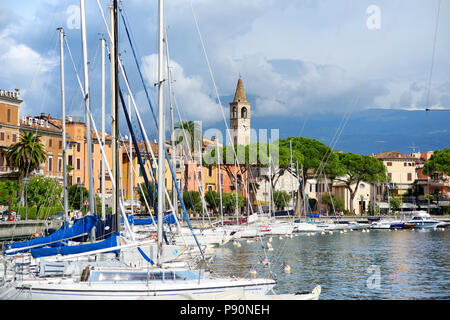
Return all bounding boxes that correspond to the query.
[30,233,120,258]
[132,212,177,225]
[4,215,98,255]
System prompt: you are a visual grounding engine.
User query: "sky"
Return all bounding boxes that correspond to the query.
[0,0,449,153]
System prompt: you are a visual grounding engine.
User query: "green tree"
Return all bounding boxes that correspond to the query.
[68,184,89,211]
[321,193,345,213]
[0,180,19,212]
[273,190,291,211]
[183,191,202,213]
[136,182,156,213]
[278,137,343,213]
[389,197,402,214]
[204,190,220,212]
[222,192,244,214]
[26,176,62,215]
[6,132,47,182]
[423,148,450,176]
[334,153,387,213]
[424,193,434,214]
[174,121,202,153]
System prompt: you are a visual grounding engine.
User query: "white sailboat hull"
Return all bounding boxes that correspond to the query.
[3,277,275,300]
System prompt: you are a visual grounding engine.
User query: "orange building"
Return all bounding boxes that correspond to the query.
[0,89,21,178]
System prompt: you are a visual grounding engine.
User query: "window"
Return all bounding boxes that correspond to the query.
[407,173,412,181]
[59,140,62,149]
[48,157,53,172]
[7,109,10,122]
[68,155,73,166]
[241,107,247,119]
[76,177,81,184]
[0,132,4,141]
[12,134,16,142]
[58,158,62,172]
[76,158,81,170]
[49,139,52,147]
[77,143,81,152]
[232,106,237,119]
[208,165,213,177]
[387,162,392,166]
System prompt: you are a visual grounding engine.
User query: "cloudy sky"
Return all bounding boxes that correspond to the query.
[0,0,449,145]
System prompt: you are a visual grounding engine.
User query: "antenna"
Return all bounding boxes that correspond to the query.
[408,142,417,154]
[376,140,385,154]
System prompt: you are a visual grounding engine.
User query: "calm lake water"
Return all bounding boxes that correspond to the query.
[209,228,450,300]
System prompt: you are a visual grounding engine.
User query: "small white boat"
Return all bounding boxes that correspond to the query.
[293,222,320,233]
[371,220,400,229]
[407,211,440,229]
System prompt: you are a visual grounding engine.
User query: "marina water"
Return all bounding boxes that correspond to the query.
[210,229,449,299]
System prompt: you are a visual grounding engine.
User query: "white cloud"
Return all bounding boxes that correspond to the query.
[0,31,58,116]
[140,54,222,124]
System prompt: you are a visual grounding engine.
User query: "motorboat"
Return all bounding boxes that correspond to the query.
[407,211,441,229]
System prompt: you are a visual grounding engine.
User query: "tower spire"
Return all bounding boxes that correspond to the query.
[233,77,247,102]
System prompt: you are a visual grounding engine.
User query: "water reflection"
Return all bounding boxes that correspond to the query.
[210,229,450,299]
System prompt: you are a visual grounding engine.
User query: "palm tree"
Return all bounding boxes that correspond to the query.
[6,132,47,185]
[174,121,202,153]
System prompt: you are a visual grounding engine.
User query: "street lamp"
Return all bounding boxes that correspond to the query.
[23,177,30,221]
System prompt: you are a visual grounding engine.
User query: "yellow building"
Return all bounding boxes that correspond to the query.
[373,151,417,196]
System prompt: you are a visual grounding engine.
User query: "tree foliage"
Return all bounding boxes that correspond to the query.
[6,132,47,180]
[334,152,387,212]
[204,190,220,212]
[136,182,156,212]
[273,190,291,211]
[174,121,202,153]
[321,193,345,213]
[68,184,89,211]
[26,176,62,213]
[222,192,244,213]
[0,180,19,211]
[423,148,450,176]
[183,191,203,212]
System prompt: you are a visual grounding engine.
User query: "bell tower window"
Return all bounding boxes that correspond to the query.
[241,107,247,119]
[232,106,237,119]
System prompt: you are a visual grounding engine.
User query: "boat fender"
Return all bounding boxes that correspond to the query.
[80,266,91,282]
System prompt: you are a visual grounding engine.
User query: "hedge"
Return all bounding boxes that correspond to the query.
[14,206,64,220]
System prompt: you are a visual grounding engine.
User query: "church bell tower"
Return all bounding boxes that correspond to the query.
[229,77,251,146]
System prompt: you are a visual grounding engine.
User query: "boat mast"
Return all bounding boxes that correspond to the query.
[268,154,272,216]
[101,37,106,221]
[164,27,177,217]
[290,139,294,219]
[58,27,68,223]
[129,94,133,216]
[79,0,96,240]
[217,140,223,227]
[113,0,120,231]
[157,0,166,267]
